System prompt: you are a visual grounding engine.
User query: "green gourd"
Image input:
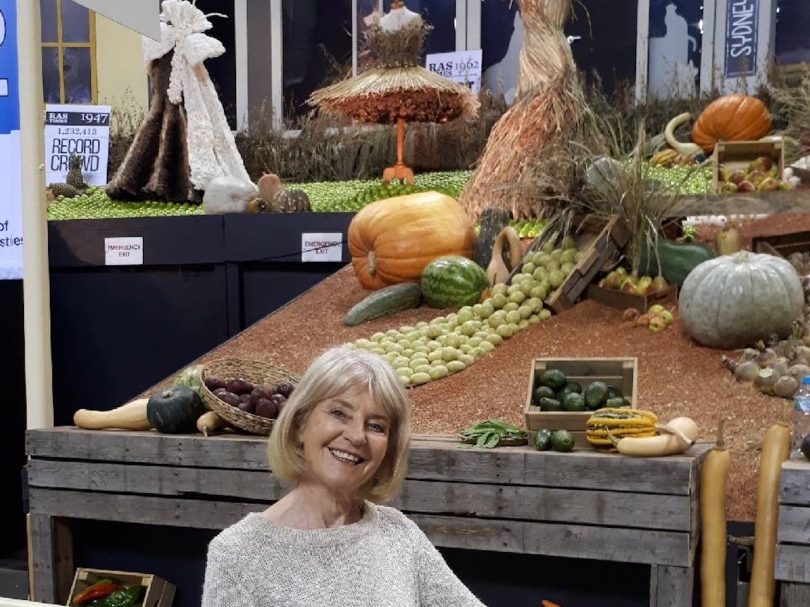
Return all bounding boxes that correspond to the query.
[638,239,716,286]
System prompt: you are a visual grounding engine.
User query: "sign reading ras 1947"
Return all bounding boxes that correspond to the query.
[44,104,111,187]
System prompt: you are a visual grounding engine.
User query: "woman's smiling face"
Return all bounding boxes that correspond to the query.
[298,383,391,498]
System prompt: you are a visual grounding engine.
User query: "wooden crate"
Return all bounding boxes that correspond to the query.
[67,568,175,607]
[712,140,785,193]
[528,215,631,313]
[586,283,678,313]
[524,357,638,450]
[752,229,810,260]
[776,457,810,606]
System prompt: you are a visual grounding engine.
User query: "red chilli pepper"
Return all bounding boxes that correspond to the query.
[72,581,123,605]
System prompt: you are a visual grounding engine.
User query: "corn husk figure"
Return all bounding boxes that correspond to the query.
[459,0,589,220]
[308,1,479,184]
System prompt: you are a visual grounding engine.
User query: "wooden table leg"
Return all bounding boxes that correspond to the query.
[780,582,810,607]
[28,514,73,604]
[650,564,694,607]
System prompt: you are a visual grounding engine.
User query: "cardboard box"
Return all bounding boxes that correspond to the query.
[67,568,175,607]
[712,140,784,193]
[524,357,638,449]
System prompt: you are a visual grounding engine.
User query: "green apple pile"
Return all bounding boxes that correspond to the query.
[597,268,670,296]
[716,156,794,194]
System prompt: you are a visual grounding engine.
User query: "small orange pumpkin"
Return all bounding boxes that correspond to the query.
[348,191,474,290]
[691,94,771,153]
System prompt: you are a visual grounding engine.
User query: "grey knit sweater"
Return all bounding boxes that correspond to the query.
[202,502,486,606]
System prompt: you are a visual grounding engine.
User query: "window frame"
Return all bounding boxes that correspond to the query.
[40,0,97,104]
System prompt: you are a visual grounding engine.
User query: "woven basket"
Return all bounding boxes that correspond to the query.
[199,358,301,436]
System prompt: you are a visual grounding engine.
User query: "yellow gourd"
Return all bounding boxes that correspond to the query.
[614,416,699,457]
[73,399,151,430]
[700,420,730,607]
[748,420,791,607]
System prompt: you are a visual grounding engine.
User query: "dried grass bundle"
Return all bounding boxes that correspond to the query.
[459,0,587,219]
[770,64,810,159]
[572,124,702,274]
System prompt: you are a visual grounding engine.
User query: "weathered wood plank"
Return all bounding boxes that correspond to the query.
[26,428,708,495]
[778,506,810,544]
[649,565,694,607]
[780,459,810,506]
[28,514,56,604]
[27,489,692,566]
[411,514,691,566]
[27,460,694,531]
[776,544,810,583]
[53,519,73,605]
[780,582,810,607]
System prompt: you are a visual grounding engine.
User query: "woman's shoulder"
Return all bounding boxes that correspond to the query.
[374,504,424,536]
[208,513,269,560]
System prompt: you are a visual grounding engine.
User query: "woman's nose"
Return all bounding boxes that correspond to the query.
[344,419,367,445]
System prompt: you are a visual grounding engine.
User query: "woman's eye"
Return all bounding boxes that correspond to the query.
[330,409,347,420]
[368,422,386,433]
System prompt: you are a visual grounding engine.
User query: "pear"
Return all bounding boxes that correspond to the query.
[658,309,674,325]
[621,277,639,294]
[737,181,756,193]
[748,170,767,186]
[650,275,669,293]
[635,276,654,296]
[603,271,622,290]
[757,177,780,192]
[648,304,666,316]
[748,156,774,173]
[635,313,652,328]
[718,167,733,183]
[718,182,739,194]
[729,169,747,185]
[649,316,667,332]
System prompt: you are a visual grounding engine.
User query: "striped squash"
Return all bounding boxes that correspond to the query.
[585,408,658,451]
[420,256,488,309]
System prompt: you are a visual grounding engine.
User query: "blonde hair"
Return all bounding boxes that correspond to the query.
[267,346,411,503]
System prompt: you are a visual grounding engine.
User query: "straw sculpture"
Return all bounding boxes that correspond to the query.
[459,0,588,219]
[309,2,479,183]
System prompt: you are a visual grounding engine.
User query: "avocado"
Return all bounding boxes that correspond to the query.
[537,397,562,411]
[535,429,553,451]
[538,369,567,391]
[584,381,609,410]
[605,384,623,400]
[556,381,583,400]
[561,392,586,412]
[550,429,575,452]
[801,433,810,461]
[605,397,627,409]
[533,385,556,404]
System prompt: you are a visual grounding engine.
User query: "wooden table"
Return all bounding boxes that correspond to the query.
[776,456,810,607]
[26,428,709,606]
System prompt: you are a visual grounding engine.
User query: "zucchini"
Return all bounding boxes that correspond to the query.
[344,282,422,326]
[638,238,716,286]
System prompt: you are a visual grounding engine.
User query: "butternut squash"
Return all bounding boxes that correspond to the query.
[613,417,698,457]
[197,411,228,436]
[73,399,151,431]
[749,420,791,607]
[700,420,730,607]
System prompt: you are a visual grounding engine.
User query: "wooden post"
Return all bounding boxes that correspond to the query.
[381,118,414,185]
[650,565,695,607]
[17,0,54,431]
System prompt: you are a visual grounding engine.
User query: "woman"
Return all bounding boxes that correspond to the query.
[202,346,486,606]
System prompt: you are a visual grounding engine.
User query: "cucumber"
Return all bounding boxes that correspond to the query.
[344,283,423,326]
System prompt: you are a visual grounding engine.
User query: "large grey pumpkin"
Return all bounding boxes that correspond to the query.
[679,251,803,349]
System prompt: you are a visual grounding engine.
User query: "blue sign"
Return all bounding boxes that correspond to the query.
[725,0,759,78]
[0,0,19,135]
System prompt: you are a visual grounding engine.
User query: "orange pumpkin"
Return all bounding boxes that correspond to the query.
[348,191,474,290]
[692,94,771,153]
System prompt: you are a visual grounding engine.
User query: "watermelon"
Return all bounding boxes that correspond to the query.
[421,256,488,308]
